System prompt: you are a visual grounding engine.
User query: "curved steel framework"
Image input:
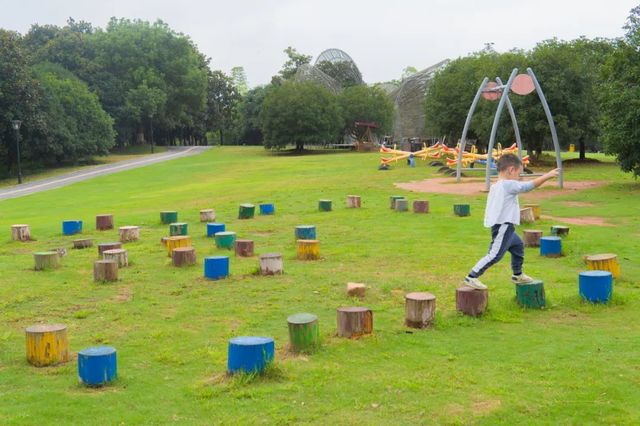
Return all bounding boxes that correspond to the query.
[456,67,563,190]
[314,48,363,85]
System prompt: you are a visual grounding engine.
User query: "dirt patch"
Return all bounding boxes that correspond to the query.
[563,201,596,207]
[541,215,613,227]
[473,399,502,415]
[114,286,132,302]
[395,178,605,201]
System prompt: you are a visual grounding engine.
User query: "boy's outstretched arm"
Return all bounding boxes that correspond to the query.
[531,168,560,189]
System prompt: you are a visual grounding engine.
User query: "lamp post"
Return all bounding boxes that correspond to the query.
[11,120,23,184]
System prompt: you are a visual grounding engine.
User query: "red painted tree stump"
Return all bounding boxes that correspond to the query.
[94,260,118,282]
[98,242,122,256]
[413,200,430,214]
[73,238,93,249]
[346,282,366,298]
[456,287,488,317]
[118,226,140,242]
[523,230,543,247]
[235,239,254,257]
[336,307,373,338]
[346,195,361,208]
[11,224,31,241]
[259,253,283,275]
[172,247,196,267]
[405,292,436,328]
[96,214,114,231]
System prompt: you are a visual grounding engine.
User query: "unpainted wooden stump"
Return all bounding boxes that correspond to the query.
[259,253,283,275]
[520,207,535,224]
[405,292,436,328]
[522,204,541,220]
[34,251,60,270]
[118,226,140,242]
[199,209,215,222]
[94,260,118,282]
[73,238,94,249]
[523,230,543,247]
[172,247,196,267]
[346,282,366,298]
[103,248,128,267]
[456,286,488,317]
[96,214,114,231]
[98,242,122,256]
[346,195,361,208]
[11,224,31,241]
[336,307,373,338]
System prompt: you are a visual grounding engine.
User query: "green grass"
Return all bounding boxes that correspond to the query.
[0,147,639,425]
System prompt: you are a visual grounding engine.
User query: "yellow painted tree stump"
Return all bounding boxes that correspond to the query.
[25,324,69,367]
[11,224,31,241]
[585,254,621,278]
[296,239,320,260]
[166,235,192,257]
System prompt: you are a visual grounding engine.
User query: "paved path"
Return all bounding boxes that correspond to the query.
[0,146,210,201]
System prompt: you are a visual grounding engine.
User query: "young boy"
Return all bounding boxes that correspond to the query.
[464,154,559,290]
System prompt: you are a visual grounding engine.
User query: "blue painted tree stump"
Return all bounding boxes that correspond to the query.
[206,222,225,237]
[453,204,470,217]
[62,220,83,235]
[227,336,275,374]
[259,203,275,215]
[579,271,613,303]
[215,231,236,250]
[540,236,562,257]
[78,346,117,387]
[318,199,332,212]
[204,256,229,280]
[169,222,188,236]
[515,281,546,308]
[295,225,316,240]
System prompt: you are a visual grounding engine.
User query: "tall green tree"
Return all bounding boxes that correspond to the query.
[338,85,394,138]
[206,70,241,145]
[237,86,270,145]
[272,47,312,84]
[230,66,249,95]
[261,82,341,151]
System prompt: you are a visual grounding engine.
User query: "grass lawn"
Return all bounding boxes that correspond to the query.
[0,147,638,425]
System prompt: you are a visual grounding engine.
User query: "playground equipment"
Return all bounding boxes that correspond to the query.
[457,68,563,190]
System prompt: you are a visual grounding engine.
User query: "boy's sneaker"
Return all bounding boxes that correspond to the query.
[464,276,488,290]
[512,273,535,284]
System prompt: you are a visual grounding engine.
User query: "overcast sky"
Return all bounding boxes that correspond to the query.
[2,0,637,86]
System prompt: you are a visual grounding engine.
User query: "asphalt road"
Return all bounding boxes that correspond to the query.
[0,146,210,202]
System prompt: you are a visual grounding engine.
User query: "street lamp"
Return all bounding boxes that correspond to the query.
[11,120,23,184]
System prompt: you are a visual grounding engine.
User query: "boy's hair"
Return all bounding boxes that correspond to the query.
[496,153,522,172]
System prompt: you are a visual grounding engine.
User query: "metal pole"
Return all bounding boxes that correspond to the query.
[495,77,522,159]
[485,68,518,191]
[457,77,489,182]
[14,127,23,184]
[527,68,563,188]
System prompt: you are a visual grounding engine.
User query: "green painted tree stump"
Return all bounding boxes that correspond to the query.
[318,199,332,212]
[238,203,255,219]
[287,313,319,353]
[454,204,471,217]
[550,225,570,237]
[390,195,405,209]
[160,211,178,224]
[215,231,237,250]
[169,222,188,236]
[515,280,546,309]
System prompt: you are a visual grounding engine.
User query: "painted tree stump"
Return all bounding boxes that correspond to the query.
[206,222,225,237]
[172,247,196,267]
[215,231,237,250]
[25,324,69,367]
[413,200,429,214]
[585,253,620,278]
[235,239,254,257]
[160,211,178,224]
[259,253,283,275]
[390,195,405,209]
[11,224,31,241]
[169,222,188,236]
[118,226,140,242]
[199,209,215,222]
[346,282,366,298]
[103,248,128,267]
[395,198,409,212]
[73,238,94,249]
[160,236,170,246]
[295,225,316,241]
[238,203,256,219]
[520,207,535,224]
[204,255,229,280]
[93,260,118,282]
[227,336,275,374]
[62,220,83,235]
[95,214,114,231]
[540,236,562,257]
[454,204,471,217]
[98,242,122,256]
[259,203,275,215]
[523,230,543,247]
[297,239,320,260]
[287,313,319,353]
[318,199,332,212]
[456,287,488,317]
[34,251,60,270]
[166,236,191,257]
[405,292,436,328]
[579,271,613,303]
[550,225,570,237]
[515,281,546,308]
[336,307,373,338]
[78,346,117,387]
[522,204,541,220]
[346,195,361,208]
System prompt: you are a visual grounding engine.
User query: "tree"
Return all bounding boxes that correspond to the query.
[237,86,270,145]
[338,85,394,138]
[206,70,241,145]
[260,82,341,151]
[230,66,249,95]
[272,46,312,84]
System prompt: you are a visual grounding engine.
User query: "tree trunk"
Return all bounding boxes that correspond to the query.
[296,142,304,152]
[219,129,224,146]
[579,137,586,160]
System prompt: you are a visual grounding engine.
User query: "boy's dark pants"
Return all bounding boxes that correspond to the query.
[468,223,524,278]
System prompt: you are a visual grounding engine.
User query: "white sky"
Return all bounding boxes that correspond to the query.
[1,0,636,86]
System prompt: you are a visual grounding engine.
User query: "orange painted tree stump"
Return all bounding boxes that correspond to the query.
[336,307,373,338]
[25,324,69,367]
[456,287,488,317]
